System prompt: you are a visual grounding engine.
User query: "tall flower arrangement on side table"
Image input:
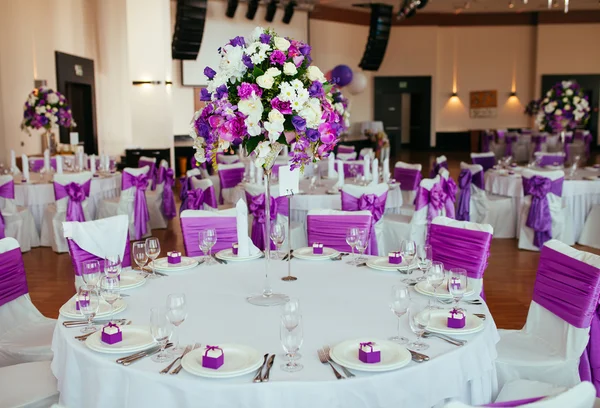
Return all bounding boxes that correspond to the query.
[536,80,590,134]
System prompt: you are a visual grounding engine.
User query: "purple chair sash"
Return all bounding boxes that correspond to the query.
[67,236,132,277]
[159,168,176,220]
[179,173,203,201]
[335,162,365,178]
[218,167,245,204]
[191,158,207,169]
[440,177,457,219]
[429,160,449,178]
[338,145,355,154]
[414,183,445,223]
[472,156,496,172]
[180,216,237,257]
[575,130,593,157]
[505,133,518,157]
[216,152,240,165]
[393,168,422,192]
[29,157,57,172]
[532,135,547,153]
[457,169,472,222]
[307,214,372,253]
[537,154,566,166]
[180,186,217,213]
[0,247,29,308]
[429,223,492,299]
[138,159,157,191]
[523,176,564,248]
[246,192,289,251]
[496,130,506,142]
[0,180,15,239]
[340,191,387,255]
[482,397,545,407]
[122,172,150,240]
[53,179,92,222]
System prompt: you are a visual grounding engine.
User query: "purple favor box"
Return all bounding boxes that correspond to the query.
[202,345,224,370]
[388,252,402,265]
[232,243,239,255]
[447,309,466,329]
[101,323,123,344]
[312,242,323,255]
[358,342,381,364]
[168,251,181,265]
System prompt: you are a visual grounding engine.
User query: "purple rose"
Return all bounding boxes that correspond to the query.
[238,83,256,99]
[291,116,306,133]
[260,33,271,44]
[204,66,216,80]
[215,85,228,99]
[318,123,337,144]
[221,115,246,141]
[270,50,286,66]
[271,97,292,114]
[229,36,246,47]
[242,54,254,69]
[308,81,324,98]
[200,88,212,101]
[208,115,225,129]
[306,128,319,142]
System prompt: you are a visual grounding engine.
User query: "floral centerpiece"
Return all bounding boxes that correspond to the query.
[536,80,590,133]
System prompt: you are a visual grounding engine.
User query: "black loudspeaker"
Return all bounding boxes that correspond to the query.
[172,0,208,60]
[358,3,393,71]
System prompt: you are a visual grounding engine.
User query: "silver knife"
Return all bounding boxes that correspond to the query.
[408,350,430,362]
[64,319,127,327]
[262,354,275,382]
[122,344,174,366]
[253,353,269,383]
[117,345,162,364]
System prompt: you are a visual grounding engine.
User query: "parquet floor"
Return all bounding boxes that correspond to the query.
[22,151,600,330]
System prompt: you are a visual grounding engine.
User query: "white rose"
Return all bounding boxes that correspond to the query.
[256,74,274,89]
[283,62,297,76]
[562,80,573,89]
[554,109,563,116]
[544,104,554,114]
[306,66,325,82]
[268,109,285,123]
[274,37,290,51]
[47,93,59,104]
[238,95,264,119]
[574,96,581,103]
[543,98,549,103]
[256,141,272,158]
[546,91,552,97]
[566,89,573,96]
[564,104,571,111]
[265,67,281,77]
[562,97,569,103]
[244,117,262,136]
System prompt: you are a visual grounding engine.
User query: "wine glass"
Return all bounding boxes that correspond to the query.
[166,293,188,356]
[448,268,468,311]
[281,298,302,360]
[569,155,581,178]
[408,301,431,351]
[104,254,121,278]
[270,221,286,260]
[355,228,369,264]
[150,307,172,363]
[280,315,304,372]
[81,260,101,288]
[416,244,432,282]
[427,261,446,309]
[77,285,100,333]
[100,276,120,324]
[145,237,161,279]
[389,285,411,344]
[345,227,359,265]
[199,229,217,264]
[132,241,148,275]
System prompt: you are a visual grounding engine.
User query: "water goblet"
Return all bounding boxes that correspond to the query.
[82,260,101,288]
[355,228,369,264]
[416,244,432,282]
[100,275,120,324]
[200,229,217,264]
[345,227,359,265]
[389,285,410,344]
[427,261,445,309]
[408,301,431,351]
[132,241,148,275]
[281,298,302,360]
[104,254,121,278]
[145,237,161,278]
[448,268,468,311]
[270,221,286,260]
[166,293,188,355]
[150,307,172,363]
[77,285,100,333]
[280,316,304,372]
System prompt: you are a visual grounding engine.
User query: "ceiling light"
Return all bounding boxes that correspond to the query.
[552,0,559,8]
[564,0,569,13]
[523,0,528,4]
[508,0,514,8]
[548,0,552,8]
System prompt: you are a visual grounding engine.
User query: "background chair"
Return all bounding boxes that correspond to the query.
[394,161,422,208]
[470,152,496,172]
[180,178,218,212]
[438,168,457,219]
[578,205,600,249]
[429,155,448,178]
[180,209,238,257]
[335,160,365,179]
[217,163,245,205]
[216,152,241,165]
[0,361,59,407]
[337,145,355,154]
[138,156,157,190]
[534,152,566,167]
[0,175,39,252]
[306,209,372,252]
[336,152,358,161]
[147,160,174,230]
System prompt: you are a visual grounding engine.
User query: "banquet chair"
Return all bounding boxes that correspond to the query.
[180,178,218,213]
[457,163,516,238]
[358,147,374,160]
[429,216,493,298]
[336,152,358,161]
[40,172,93,253]
[495,240,600,392]
[0,237,55,367]
[0,175,39,252]
[306,209,372,252]
[518,169,573,251]
[545,134,562,153]
[335,160,365,179]
[337,145,355,154]
[138,156,157,190]
[180,168,202,201]
[578,205,600,249]
[217,163,245,205]
[514,131,532,163]
[394,161,422,209]
[216,152,241,165]
[97,166,151,241]
[0,361,59,407]
[534,152,566,167]
[64,214,131,289]
[180,209,238,257]
[28,157,57,172]
[147,160,175,230]
[470,152,496,172]
[505,132,520,161]
[438,168,457,219]
[481,130,495,153]
[531,134,548,157]
[566,130,592,162]
[429,155,448,178]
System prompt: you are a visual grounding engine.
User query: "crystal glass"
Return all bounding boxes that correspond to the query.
[82,260,101,288]
[100,276,120,323]
[132,241,148,275]
[150,307,172,363]
[104,254,121,278]
[389,285,410,344]
[448,268,468,310]
[77,285,100,333]
[409,301,431,351]
[401,240,416,266]
[199,229,217,264]
[355,228,369,264]
[416,244,432,282]
[570,155,581,177]
[280,315,304,372]
[427,261,445,309]
[270,221,286,260]
[145,237,161,279]
[345,227,359,265]
[166,293,188,355]
[281,298,302,360]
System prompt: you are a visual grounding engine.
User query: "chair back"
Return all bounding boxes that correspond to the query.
[307,210,372,253]
[358,148,374,161]
[534,152,566,166]
[0,175,16,217]
[394,162,422,192]
[244,183,289,251]
[216,152,240,165]
[157,161,176,220]
[180,178,218,212]
[470,152,496,172]
[0,237,28,309]
[531,134,548,154]
[335,160,364,178]
[154,160,169,193]
[438,168,457,219]
[180,168,202,201]
[28,157,57,172]
[218,163,245,204]
[53,172,92,220]
[337,145,355,154]
[430,155,448,178]
[121,167,151,240]
[337,152,358,161]
[180,209,237,257]
[457,163,486,222]
[138,156,157,189]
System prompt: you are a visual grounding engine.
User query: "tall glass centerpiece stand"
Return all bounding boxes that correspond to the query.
[282,190,297,282]
[247,142,290,306]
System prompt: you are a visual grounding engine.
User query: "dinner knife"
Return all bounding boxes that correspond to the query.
[121,344,174,366]
[212,254,227,265]
[117,345,162,364]
[253,353,269,383]
[63,319,127,327]
[262,354,276,382]
[408,350,430,362]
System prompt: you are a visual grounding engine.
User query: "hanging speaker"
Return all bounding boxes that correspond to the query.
[172,0,208,60]
[358,3,393,71]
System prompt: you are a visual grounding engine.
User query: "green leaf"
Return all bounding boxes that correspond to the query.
[244,136,261,154]
[253,67,264,78]
[323,83,333,94]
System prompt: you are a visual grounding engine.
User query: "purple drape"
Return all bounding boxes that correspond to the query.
[216,152,240,165]
[0,179,15,239]
[393,168,422,192]
[53,179,92,222]
[440,176,457,219]
[457,169,472,222]
[122,172,150,240]
[138,159,157,191]
[523,176,563,248]
[537,154,566,166]
[307,214,372,253]
[218,167,244,204]
[482,131,495,153]
[158,168,176,220]
[472,156,496,173]
[180,185,217,213]
[67,236,132,277]
[245,192,289,251]
[429,223,492,299]
[532,135,547,153]
[505,133,518,157]
[29,157,57,172]
[414,183,445,223]
[0,247,28,307]
[340,191,387,255]
[179,216,237,257]
[337,145,355,154]
[429,159,448,178]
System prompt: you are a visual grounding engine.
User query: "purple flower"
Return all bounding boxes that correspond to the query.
[270,50,286,66]
[204,67,216,80]
[242,54,254,69]
[220,115,246,141]
[237,82,261,99]
[293,55,304,67]
[260,33,271,44]
[271,98,292,114]
[318,123,336,144]
[200,88,212,101]
[299,44,311,57]
[229,36,246,47]
[306,128,319,142]
[291,116,306,133]
[215,85,228,100]
[308,81,324,98]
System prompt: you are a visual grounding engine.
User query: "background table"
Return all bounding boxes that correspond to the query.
[52,258,499,408]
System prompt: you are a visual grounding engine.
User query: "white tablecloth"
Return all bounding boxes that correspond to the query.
[13,173,121,232]
[52,258,500,408]
[485,167,600,240]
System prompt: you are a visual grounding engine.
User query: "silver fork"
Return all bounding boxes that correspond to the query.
[160,345,192,374]
[317,349,344,379]
[170,342,201,375]
[323,345,354,378]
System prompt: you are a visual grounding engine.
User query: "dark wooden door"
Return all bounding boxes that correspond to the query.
[65,82,95,154]
[375,93,402,157]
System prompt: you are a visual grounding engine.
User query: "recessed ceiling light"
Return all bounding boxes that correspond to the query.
[464,1,471,9]
[508,0,515,8]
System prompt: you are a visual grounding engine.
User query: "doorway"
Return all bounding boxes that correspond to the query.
[65,83,94,155]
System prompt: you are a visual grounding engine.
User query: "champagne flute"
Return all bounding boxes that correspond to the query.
[281,298,302,360]
[345,227,359,265]
[448,268,468,311]
[150,307,172,363]
[145,237,161,279]
[428,261,445,309]
[200,229,217,264]
[100,276,120,324]
[104,254,121,278]
[408,301,431,351]
[166,293,188,355]
[355,228,369,264]
[270,221,286,260]
[82,260,101,288]
[389,285,411,344]
[132,242,148,275]
[280,316,304,372]
[416,244,432,282]
[77,285,100,333]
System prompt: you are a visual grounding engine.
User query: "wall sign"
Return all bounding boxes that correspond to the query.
[74,64,83,77]
[470,90,497,118]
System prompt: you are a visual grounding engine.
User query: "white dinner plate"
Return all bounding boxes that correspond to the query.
[292,246,340,260]
[585,166,600,171]
[85,325,156,354]
[366,257,419,272]
[181,344,263,378]
[414,280,476,300]
[330,339,411,372]
[119,271,147,290]
[584,176,600,181]
[544,165,564,170]
[326,189,340,195]
[59,297,127,319]
[425,309,485,335]
[215,248,263,262]
[151,257,199,272]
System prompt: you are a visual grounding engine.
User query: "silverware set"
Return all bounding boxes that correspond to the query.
[142,267,168,277]
[116,343,174,366]
[159,343,201,374]
[423,331,466,346]
[439,298,483,306]
[211,254,227,264]
[63,318,128,328]
[75,321,131,341]
[282,250,294,261]
[253,354,275,382]
[317,346,355,379]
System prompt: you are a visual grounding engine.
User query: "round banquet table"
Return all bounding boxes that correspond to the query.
[13,173,121,232]
[51,257,499,408]
[484,167,600,240]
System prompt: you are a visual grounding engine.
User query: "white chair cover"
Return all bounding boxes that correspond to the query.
[337,152,358,161]
[147,160,170,230]
[218,163,245,206]
[190,178,218,211]
[578,204,600,249]
[394,161,423,209]
[0,361,59,407]
[514,132,532,163]
[0,175,39,252]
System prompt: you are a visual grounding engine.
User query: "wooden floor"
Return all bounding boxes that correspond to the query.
[22,151,600,330]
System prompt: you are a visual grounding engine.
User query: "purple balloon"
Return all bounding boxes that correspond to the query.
[331,65,353,87]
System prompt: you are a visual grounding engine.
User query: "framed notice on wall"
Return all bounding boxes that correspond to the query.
[470,90,497,118]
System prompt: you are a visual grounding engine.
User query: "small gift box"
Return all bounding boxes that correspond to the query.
[510,163,517,168]
[232,243,239,256]
[358,342,381,364]
[388,252,403,265]
[313,242,324,255]
[593,164,600,169]
[101,323,123,344]
[449,277,462,291]
[447,308,466,329]
[202,345,224,370]
[167,251,181,265]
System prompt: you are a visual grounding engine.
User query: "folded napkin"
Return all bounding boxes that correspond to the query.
[10,150,20,174]
[328,153,336,178]
[235,199,259,256]
[90,155,96,174]
[21,154,30,182]
[383,158,390,183]
[56,155,63,174]
[77,152,84,170]
[336,160,345,187]
[371,158,379,185]
[63,214,128,260]
[43,149,50,171]
[364,155,371,181]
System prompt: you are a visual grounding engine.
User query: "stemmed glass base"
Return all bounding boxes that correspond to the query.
[409,340,429,351]
[80,323,97,334]
[281,276,297,282]
[281,361,303,372]
[151,350,170,363]
[247,293,289,307]
[146,260,160,279]
[279,352,302,361]
[389,335,409,344]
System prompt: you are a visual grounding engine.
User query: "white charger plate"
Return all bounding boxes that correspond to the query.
[425,309,484,335]
[366,257,419,272]
[85,325,156,354]
[59,297,127,319]
[330,339,411,372]
[119,271,146,290]
[151,257,199,272]
[292,246,340,260]
[181,344,263,378]
[215,248,263,262]
[414,280,476,300]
